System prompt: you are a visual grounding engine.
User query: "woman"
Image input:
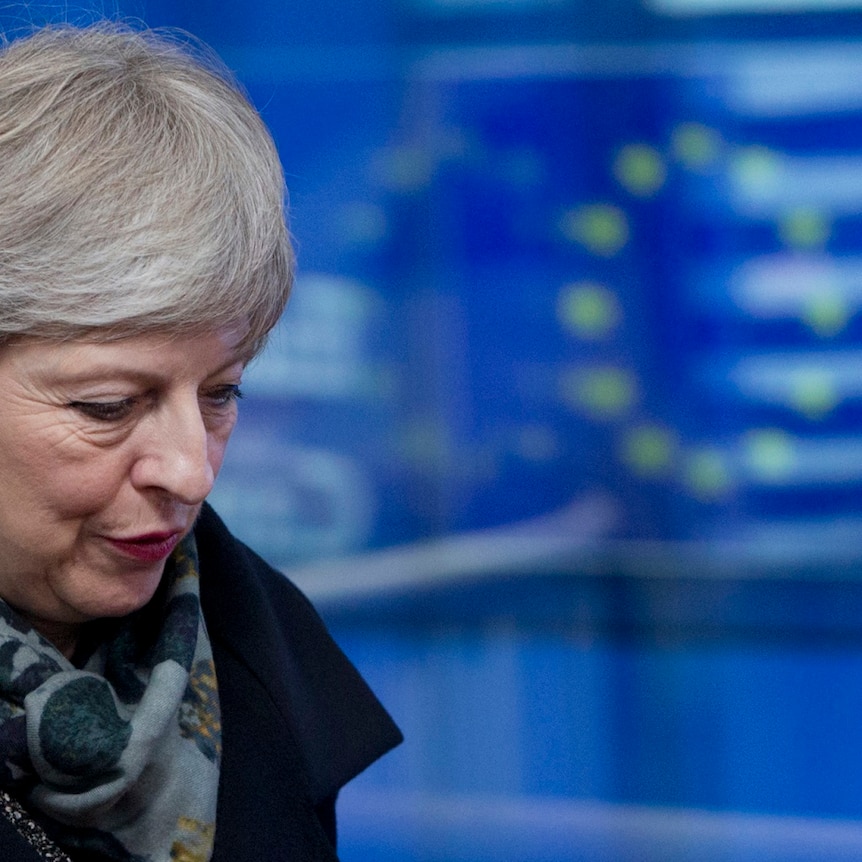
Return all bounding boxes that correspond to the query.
[0,21,401,862]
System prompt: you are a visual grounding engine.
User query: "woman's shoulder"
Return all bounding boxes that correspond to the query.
[193,502,403,801]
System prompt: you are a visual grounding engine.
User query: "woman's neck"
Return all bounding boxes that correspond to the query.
[28,616,80,659]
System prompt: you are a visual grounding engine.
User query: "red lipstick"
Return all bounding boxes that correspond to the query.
[104,531,182,563]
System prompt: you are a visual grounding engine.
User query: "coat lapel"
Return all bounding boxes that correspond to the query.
[195,504,402,859]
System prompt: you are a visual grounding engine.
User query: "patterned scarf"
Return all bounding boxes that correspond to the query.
[0,535,221,862]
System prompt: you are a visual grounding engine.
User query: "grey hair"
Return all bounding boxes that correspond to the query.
[0,22,293,355]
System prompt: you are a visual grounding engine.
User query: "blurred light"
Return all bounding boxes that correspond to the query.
[731,254,859,333]
[337,201,389,246]
[729,149,862,217]
[684,432,862,493]
[560,365,638,419]
[777,208,831,250]
[620,423,677,476]
[727,350,862,410]
[803,294,850,338]
[734,516,862,558]
[420,0,563,8]
[724,47,862,117]
[210,442,375,561]
[399,418,456,470]
[371,144,435,192]
[683,449,733,500]
[739,433,862,485]
[744,429,796,482]
[245,273,385,399]
[560,204,630,257]
[613,143,667,197]
[788,368,839,419]
[558,281,622,340]
[671,122,723,171]
[729,146,783,208]
[649,0,862,13]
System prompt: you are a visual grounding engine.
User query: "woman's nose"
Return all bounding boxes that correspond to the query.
[130,400,216,504]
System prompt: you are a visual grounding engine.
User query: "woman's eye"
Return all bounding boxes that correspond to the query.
[67,399,136,422]
[205,384,243,408]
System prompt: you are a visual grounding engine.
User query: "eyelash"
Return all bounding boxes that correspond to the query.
[68,385,244,423]
[68,398,135,422]
[206,385,244,407]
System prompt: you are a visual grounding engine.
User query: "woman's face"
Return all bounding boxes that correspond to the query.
[0,328,247,641]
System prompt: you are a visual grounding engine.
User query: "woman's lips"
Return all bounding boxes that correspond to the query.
[103,531,182,563]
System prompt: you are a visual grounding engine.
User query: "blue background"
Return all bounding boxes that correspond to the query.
[6,0,862,858]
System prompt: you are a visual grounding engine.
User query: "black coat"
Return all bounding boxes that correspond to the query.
[0,503,402,862]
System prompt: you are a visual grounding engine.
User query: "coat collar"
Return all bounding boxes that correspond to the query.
[194,503,402,803]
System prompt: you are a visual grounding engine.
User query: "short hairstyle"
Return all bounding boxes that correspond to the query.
[0,22,293,355]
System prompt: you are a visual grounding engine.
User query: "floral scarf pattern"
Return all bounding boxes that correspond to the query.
[0,535,220,862]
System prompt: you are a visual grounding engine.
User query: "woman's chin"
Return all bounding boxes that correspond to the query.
[58,563,167,624]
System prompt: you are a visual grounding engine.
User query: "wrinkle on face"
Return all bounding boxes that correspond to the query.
[0,327,247,651]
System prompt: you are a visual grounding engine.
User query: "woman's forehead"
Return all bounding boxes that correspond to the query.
[0,327,251,380]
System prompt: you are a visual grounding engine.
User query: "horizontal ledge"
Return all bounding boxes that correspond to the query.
[337,789,862,861]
